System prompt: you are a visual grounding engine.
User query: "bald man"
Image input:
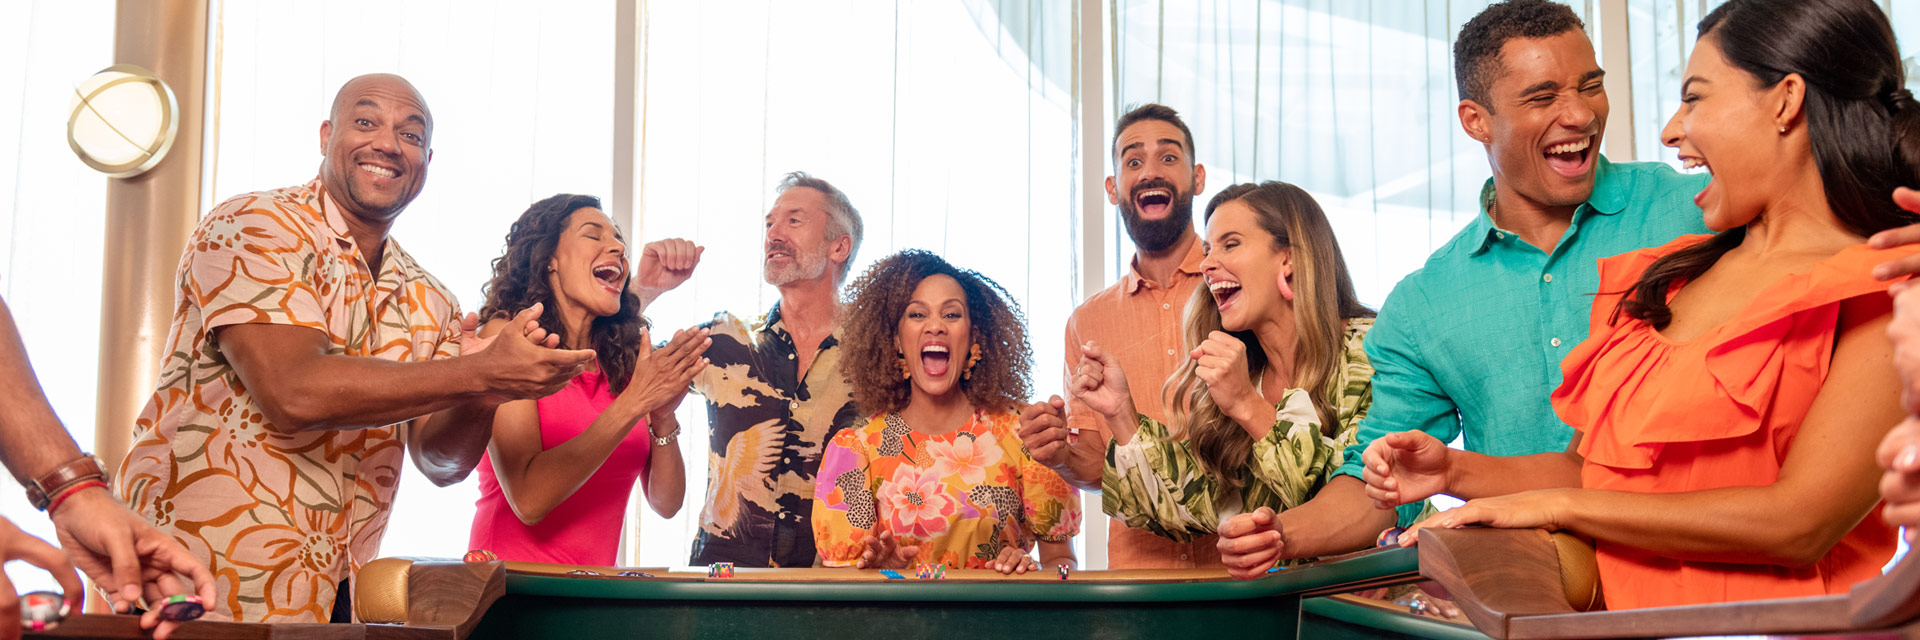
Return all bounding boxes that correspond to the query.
[111,74,593,623]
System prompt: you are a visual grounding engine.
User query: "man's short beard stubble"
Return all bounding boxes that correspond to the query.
[764,241,831,286]
[1119,190,1195,253]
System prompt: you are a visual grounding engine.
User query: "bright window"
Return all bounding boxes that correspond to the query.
[209,0,616,560]
[630,0,1077,567]
[0,0,115,595]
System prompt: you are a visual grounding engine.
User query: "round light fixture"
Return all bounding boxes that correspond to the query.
[67,64,179,178]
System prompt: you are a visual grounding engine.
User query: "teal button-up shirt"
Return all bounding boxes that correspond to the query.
[1331,156,1710,526]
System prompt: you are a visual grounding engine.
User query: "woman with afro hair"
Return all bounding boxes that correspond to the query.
[811,250,1080,573]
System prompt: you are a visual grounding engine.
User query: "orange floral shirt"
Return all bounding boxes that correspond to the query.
[812,411,1081,568]
[113,179,463,623]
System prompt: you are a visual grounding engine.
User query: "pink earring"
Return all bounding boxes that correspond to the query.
[1277,272,1295,301]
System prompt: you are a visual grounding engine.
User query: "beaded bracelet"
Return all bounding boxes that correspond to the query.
[650,420,682,447]
[46,480,108,514]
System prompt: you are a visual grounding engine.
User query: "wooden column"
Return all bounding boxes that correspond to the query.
[92,0,208,471]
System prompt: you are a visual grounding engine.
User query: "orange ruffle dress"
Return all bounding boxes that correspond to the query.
[1551,234,1910,610]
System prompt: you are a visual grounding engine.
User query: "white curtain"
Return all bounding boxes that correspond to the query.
[0,0,116,595]
[210,0,617,560]
[1625,0,1721,168]
[1107,0,1589,307]
[629,0,1078,567]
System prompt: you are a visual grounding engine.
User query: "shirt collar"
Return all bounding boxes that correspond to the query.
[1122,235,1207,295]
[312,179,356,247]
[315,179,417,294]
[762,301,787,338]
[1468,154,1624,256]
[760,301,839,352]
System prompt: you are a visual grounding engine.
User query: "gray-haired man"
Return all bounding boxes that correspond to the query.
[635,172,865,567]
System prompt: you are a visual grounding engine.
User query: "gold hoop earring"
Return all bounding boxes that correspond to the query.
[962,344,983,380]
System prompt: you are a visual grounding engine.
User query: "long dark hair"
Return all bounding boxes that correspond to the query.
[480,194,648,392]
[1167,181,1373,488]
[1623,0,1920,327]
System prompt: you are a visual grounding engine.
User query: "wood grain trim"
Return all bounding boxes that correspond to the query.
[1417,527,1577,639]
[404,560,505,638]
[1507,594,1851,639]
[1850,543,1920,629]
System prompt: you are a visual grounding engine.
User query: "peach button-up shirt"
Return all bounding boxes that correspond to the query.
[1063,238,1223,569]
[114,179,464,623]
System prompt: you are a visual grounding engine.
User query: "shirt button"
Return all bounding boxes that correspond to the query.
[790,399,799,409]
[1551,338,1562,347]
[1542,273,1554,283]
[1495,231,1506,239]
[1179,553,1189,561]
[1162,303,1171,310]
[1167,349,1176,356]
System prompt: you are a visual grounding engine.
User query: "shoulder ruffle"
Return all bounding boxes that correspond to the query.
[1558,239,1916,470]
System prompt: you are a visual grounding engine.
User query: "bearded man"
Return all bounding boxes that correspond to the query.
[633,172,866,568]
[1016,104,1223,569]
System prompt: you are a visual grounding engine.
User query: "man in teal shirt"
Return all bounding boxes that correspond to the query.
[1214,0,1709,578]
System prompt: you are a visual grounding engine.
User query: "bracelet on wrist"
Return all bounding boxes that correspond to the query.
[25,454,108,511]
[650,417,681,446]
[47,480,108,514]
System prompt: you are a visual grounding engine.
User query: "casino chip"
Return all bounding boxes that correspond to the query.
[157,594,206,622]
[566,569,603,576]
[1376,527,1407,548]
[19,591,68,632]
[463,549,498,562]
[1057,565,1070,581]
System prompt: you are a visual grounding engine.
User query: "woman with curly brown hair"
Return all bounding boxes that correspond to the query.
[811,250,1080,574]
[467,194,711,566]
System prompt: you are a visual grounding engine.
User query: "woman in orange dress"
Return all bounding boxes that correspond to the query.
[1358,0,1920,610]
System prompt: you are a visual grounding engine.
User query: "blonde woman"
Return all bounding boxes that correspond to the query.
[1073,181,1383,546]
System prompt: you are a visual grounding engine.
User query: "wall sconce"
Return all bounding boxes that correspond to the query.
[67,64,179,179]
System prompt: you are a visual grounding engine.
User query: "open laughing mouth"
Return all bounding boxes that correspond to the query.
[1207,277,1242,311]
[1134,185,1174,218]
[591,261,625,293]
[920,343,951,377]
[1542,135,1594,178]
[1680,154,1713,208]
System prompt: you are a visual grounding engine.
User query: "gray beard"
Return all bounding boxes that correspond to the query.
[764,246,830,286]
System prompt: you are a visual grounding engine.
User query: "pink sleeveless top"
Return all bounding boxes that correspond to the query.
[469,371,652,566]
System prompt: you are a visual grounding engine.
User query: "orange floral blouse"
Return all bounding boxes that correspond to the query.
[113,179,463,623]
[812,411,1081,568]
